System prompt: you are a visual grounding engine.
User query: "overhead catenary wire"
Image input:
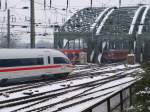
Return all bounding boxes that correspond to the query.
[0,0,76,30]
[0,0,78,44]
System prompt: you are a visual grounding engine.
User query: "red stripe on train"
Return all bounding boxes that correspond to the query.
[0,65,62,72]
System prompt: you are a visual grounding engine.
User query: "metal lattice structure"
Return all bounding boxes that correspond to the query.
[54,5,150,63]
[61,7,104,33]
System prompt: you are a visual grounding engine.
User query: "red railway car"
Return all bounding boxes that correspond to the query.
[102,49,129,63]
[60,49,84,64]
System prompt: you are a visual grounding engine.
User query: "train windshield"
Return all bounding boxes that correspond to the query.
[54,57,71,64]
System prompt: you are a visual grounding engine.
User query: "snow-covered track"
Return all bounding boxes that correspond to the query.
[0,63,143,112]
[0,63,139,94]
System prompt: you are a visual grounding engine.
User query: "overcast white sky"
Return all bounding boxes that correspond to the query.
[7,0,150,9]
[5,0,150,24]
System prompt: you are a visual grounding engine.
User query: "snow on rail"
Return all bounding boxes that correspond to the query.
[138,6,150,34]
[96,8,114,35]
[90,8,110,32]
[0,63,143,112]
[59,81,135,112]
[129,6,145,35]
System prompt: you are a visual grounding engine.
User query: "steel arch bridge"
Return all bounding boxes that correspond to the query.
[54,5,150,63]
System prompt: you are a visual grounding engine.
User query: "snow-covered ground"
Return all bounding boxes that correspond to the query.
[0,63,144,112]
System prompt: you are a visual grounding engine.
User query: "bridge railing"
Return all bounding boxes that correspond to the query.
[82,83,135,112]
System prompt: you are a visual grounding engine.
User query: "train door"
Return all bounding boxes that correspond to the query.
[44,52,51,65]
[47,56,51,64]
[43,52,54,76]
[47,55,55,75]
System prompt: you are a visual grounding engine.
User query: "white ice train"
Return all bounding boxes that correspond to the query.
[0,49,74,83]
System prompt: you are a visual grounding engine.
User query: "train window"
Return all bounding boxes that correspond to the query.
[0,58,44,67]
[48,56,50,64]
[21,58,44,66]
[54,57,70,64]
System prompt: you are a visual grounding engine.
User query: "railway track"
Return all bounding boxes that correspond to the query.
[0,63,140,94]
[0,78,136,112]
[0,63,143,112]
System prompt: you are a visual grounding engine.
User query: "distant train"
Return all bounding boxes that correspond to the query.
[102,49,129,63]
[0,49,74,83]
[60,49,128,64]
[60,49,84,64]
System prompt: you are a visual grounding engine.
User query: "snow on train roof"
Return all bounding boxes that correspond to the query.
[0,49,64,59]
